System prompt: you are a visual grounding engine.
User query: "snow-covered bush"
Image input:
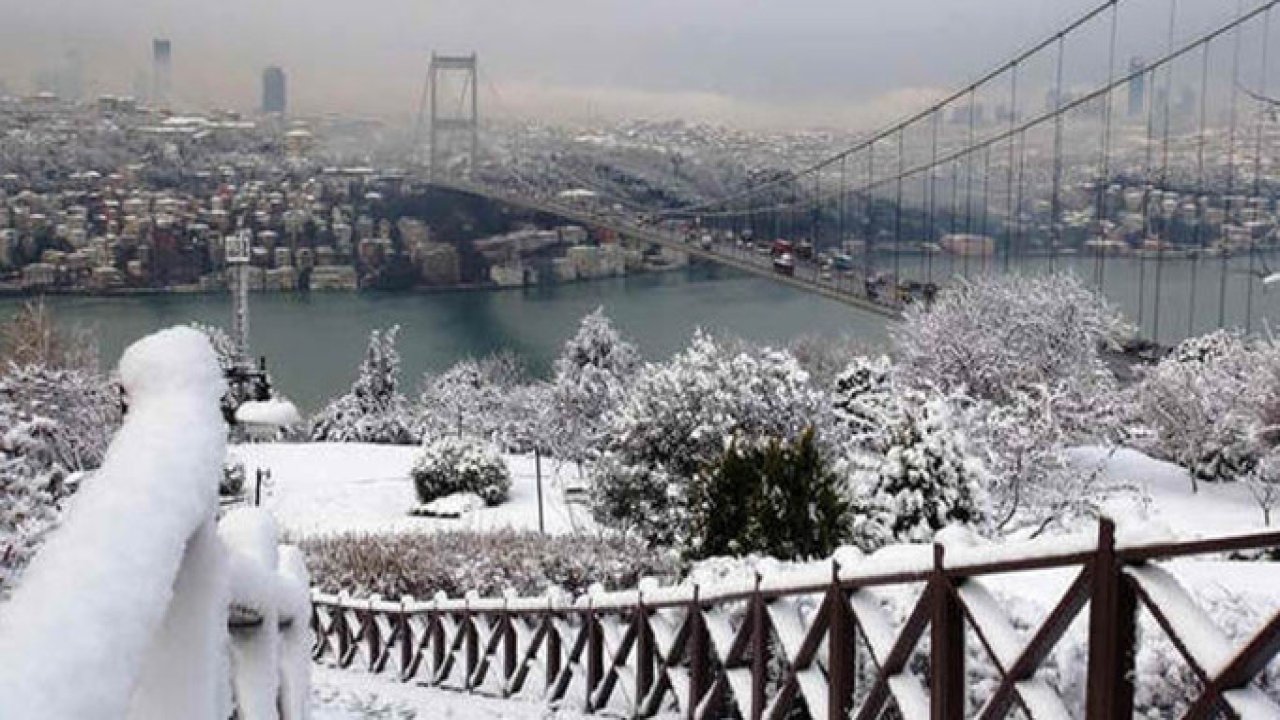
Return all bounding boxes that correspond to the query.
[309,326,414,444]
[788,333,871,388]
[549,308,639,464]
[591,330,827,546]
[848,390,986,550]
[892,272,1128,405]
[411,435,512,507]
[300,529,679,599]
[0,364,122,594]
[1133,330,1263,488]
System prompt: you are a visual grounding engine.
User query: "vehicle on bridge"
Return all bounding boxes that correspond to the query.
[832,253,855,271]
[771,239,793,257]
[795,240,814,260]
[773,252,796,276]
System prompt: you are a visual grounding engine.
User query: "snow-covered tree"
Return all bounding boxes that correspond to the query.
[1245,449,1280,526]
[1133,330,1261,489]
[309,326,413,444]
[831,355,895,444]
[848,390,986,551]
[549,308,639,464]
[591,330,827,546]
[415,352,528,443]
[963,383,1123,536]
[892,272,1129,405]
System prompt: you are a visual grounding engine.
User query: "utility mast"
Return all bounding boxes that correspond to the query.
[418,53,479,179]
[225,229,252,367]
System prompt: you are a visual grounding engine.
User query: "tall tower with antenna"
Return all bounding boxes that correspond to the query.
[418,53,478,180]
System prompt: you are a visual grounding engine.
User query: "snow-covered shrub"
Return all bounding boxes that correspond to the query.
[1133,330,1262,488]
[686,427,851,560]
[221,459,246,498]
[0,363,122,594]
[591,330,827,546]
[848,390,986,550]
[309,326,414,444]
[549,308,639,464]
[411,435,512,507]
[892,272,1128,405]
[300,529,679,599]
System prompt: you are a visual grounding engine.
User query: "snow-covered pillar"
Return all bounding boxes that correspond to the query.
[0,327,229,720]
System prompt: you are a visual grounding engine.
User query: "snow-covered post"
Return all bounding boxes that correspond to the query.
[0,327,229,720]
[1085,517,1137,718]
[221,507,311,720]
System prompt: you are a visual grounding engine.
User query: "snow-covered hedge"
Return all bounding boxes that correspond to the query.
[300,529,679,599]
[411,436,512,507]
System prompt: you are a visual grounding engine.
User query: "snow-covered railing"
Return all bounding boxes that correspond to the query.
[312,518,1280,720]
[0,328,310,720]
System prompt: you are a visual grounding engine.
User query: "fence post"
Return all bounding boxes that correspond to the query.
[1086,517,1136,719]
[930,543,964,720]
[827,560,855,720]
[398,598,413,679]
[336,595,352,667]
[365,597,381,672]
[688,585,708,720]
[587,603,603,711]
[545,606,562,692]
[502,602,517,695]
[751,573,767,720]
[636,594,654,714]
[464,601,478,691]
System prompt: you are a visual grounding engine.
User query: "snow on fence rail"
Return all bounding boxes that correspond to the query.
[0,328,310,720]
[311,518,1280,720]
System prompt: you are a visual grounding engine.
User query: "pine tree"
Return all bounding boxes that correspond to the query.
[688,427,851,560]
[309,326,413,444]
[550,308,639,464]
[848,391,985,551]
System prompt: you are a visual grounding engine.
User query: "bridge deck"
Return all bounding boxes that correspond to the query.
[421,177,905,320]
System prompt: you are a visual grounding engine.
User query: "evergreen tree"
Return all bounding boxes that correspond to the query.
[848,391,985,551]
[688,427,851,560]
[309,326,413,444]
[550,308,639,464]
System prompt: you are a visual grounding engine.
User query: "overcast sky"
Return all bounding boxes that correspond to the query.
[0,0,1248,129]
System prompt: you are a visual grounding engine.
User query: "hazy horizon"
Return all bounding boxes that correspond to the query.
[0,0,1251,131]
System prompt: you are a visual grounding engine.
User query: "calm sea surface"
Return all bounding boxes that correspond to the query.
[4,255,1277,412]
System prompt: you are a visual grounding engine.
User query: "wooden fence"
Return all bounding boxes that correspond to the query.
[310,519,1280,719]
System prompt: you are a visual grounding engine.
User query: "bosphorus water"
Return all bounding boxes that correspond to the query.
[6,254,1278,412]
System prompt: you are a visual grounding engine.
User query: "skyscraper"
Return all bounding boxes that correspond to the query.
[152,39,172,107]
[262,66,287,114]
[1128,57,1146,118]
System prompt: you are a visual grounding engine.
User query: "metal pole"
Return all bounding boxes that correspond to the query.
[535,448,545,535]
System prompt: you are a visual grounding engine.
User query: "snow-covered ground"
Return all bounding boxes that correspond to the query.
[1078,446,1276,537]
[232,443,594,538]
[311,665,611,719]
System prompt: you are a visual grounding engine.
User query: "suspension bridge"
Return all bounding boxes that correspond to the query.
[420,0,1280,345]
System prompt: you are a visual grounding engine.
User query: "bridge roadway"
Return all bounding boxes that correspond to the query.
[421,176,904,320]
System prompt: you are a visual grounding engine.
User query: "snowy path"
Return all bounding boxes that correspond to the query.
[232,443,595,538]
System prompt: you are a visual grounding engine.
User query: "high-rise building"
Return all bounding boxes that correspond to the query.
[1128,57,1146,118]
[152,39,172,107]
[262,66,286,114]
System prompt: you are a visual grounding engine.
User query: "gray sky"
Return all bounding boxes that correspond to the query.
[0,0,1246,129]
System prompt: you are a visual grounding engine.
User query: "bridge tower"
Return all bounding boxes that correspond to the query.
[420,53,479,180]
